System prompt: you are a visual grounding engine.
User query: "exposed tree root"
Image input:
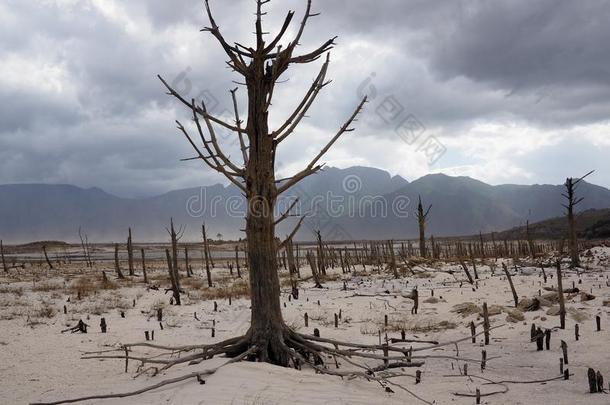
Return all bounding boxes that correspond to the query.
[32,324,506,405]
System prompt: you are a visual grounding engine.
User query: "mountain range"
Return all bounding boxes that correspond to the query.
[1,166,609,243]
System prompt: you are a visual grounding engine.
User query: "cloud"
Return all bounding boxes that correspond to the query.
[0,0,609,197]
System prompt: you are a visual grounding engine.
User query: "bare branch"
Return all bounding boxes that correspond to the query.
[263,11,295,53]
[274,54,331,143]
[158,75,245,135]
[230,88,249,165]
[278,215,307,249]
[274,198,300,225]
[277,96,368,194]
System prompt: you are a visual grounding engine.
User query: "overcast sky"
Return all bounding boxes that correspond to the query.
[1,0,609,197]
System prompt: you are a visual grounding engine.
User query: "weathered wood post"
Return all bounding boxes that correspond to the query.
[482,302,490,345]
[411,288,419,315]
[502,262,519,307]
[140,248,147,283]
[561,340,568,364]
[202,223,212,287]
[556,260,566,329]
[127,228,134,276]
[43,245,54,269]
[588,368,598,393]
[165,249,181,305]
[596,315,601,331]
[536,328,544,351]
[114,244,125,279]
[470,321,476,343]
[0,240,7,273]
[460,260,474,285]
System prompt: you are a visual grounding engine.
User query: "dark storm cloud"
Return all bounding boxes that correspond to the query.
[1,0,609,195]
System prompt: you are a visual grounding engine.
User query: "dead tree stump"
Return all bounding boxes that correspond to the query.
[502,262,519,307]
[588,368,598,393]
[561,340,569,364]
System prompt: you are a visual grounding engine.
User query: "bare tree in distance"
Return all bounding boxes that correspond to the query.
[416,196,432,258]
[158,0,367,365]
[562,170,594,268]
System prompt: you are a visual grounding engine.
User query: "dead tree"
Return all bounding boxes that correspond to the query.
[306,250,323,288]
[202,223,212,287]
[165,249,181,306]
[184,246,192,277]
[416,196,432,258]
[78,227,93,268]
[556,260,566,329]
[168,219,183,279]
[562,171,594,268]
[235,244,242,279]
[502,262,519,307]
[127,228,135,276]
[159,0,369,364]
[387,240,398,279]
[140,248,148,284]
[315,230,327,276]
[42,245,54,269]
[459,260,474,285]
[0,240,7,273]
[526,220,536,258]
[114,244,125,279]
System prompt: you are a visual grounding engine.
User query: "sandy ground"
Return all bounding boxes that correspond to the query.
[2,247,610,404]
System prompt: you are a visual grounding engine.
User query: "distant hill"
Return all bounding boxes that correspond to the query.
[1,166,609,243]
[493,208,610,240]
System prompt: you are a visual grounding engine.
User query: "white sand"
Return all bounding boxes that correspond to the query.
[2,247,610,404]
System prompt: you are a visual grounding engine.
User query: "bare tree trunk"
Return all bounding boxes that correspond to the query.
[165,249,181,305]
[169,219,180,279]
[202,223,212,286]
[184,246,191,277]
[315,230,327,276]
[306,251,323,288]
[0,240,7,273]
[460,260,474,285]
[502,262,519,307]
[416,196,431,258]
[556,260,566,329]
[127,228,134,276]
[43,245,54,269]
[563,172,594,268]
[388,240,398,278]
[565,179,579,268]
[526,220,536,258]
[235,244,241,279]
[140,248,148,284]
[114,244,125,279]
[245,182,286,363]
[78,227,93,268]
